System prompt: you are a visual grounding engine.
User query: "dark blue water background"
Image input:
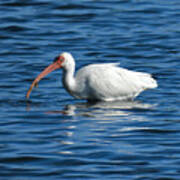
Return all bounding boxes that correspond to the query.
[0,0,180,179]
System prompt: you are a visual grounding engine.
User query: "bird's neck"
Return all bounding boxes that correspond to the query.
[62,65,76,95]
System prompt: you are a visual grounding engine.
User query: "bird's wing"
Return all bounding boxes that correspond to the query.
[76,64,157,101]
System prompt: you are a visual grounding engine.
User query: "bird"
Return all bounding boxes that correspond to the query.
[26,52,158,101]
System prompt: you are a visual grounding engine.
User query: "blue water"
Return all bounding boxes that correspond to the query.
[0,0,180,179]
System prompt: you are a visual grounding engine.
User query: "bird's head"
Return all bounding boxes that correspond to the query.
[54,52,75,70]
[26,52,74,99]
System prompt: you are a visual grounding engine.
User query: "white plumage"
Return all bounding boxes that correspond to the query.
[61,53,157,101]
[26,52,158,101]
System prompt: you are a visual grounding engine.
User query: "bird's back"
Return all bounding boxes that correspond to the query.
[74,63,157,101]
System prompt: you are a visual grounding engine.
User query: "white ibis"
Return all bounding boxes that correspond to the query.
[26,52,158,101]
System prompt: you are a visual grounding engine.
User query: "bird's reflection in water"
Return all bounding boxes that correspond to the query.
[46,100,156,118]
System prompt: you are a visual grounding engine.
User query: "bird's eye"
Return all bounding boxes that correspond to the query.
[59,56,65,62]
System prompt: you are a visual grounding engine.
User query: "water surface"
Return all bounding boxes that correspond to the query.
[0,0,180,179]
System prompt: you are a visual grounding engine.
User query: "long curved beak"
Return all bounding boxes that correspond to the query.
[26,61,61,99]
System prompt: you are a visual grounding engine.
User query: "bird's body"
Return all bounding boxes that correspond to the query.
[26,52,158,101]
[62,62,157,101]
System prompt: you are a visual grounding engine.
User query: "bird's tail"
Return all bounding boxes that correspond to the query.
[138,72,158,89]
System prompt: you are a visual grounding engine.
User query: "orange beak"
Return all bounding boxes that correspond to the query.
[26,60,62,99]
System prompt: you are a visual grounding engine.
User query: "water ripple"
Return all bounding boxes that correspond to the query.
[0,0,180,179]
